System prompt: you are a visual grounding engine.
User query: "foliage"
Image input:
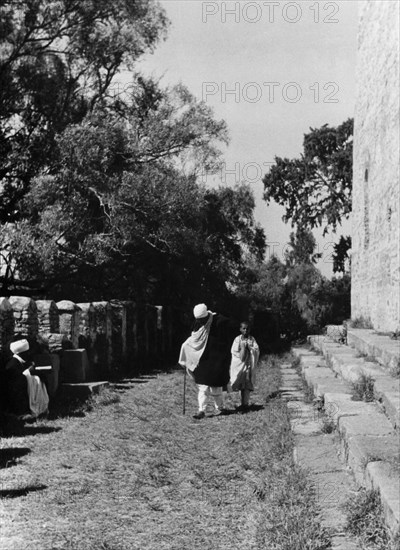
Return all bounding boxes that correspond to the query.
[0,82,264,304]
[0,0,168,223]
[263,119,353,271]
[0,4,266,306]
[236,228,351,342]
[284,227,322,266]
[333,235,352,273]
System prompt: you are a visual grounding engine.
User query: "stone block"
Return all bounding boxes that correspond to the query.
[334,361,364,383]
[77,302,97,378]
[301,356,327,369]
[315,381,352,398]
[60,381,109,399]
[307,335,326,350]
[57,300,81,348]
[338,412,395,439]
[92,302,112,377]
[9,296,38,337]
[326,325,347,343]
[348,329,400,371]
[61,349,89,383]
[45,333,73,353]
[34,353,60,397]
[0,297,14,357]
[365,462,400,535]
[302,366,335,385]
[324,393,377,423]
[346,434,399,486]
[36,300,59,333]
[359,363,387,379]
[376,389,400,429]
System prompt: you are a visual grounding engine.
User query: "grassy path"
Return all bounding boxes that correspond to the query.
[1,356,331,550]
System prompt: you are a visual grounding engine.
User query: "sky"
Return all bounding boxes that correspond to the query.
[134,0,359,276]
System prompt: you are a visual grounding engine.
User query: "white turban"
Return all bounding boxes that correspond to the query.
[10,339,29,355]
[193,303,208,319]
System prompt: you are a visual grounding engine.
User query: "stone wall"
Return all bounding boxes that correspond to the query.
[9,296,39,337]
[36,300,59,334]
[0,297,14,359]
[351,0,400,332]
[0,296,185,388]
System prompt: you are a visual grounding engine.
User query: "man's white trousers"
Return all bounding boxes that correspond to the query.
[197,384,224,412]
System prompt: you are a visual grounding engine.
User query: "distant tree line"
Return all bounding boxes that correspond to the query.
[237,228,351,343]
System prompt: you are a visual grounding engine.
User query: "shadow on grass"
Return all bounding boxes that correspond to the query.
[0,447,31,469]
[266,390,282,401]
[0,414,62,438]
[235,404,265,414]
[48,393,95,421]
[22,426,62,436]
[0,484,47,499]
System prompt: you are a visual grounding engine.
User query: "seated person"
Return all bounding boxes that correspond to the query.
[3,337,49,420]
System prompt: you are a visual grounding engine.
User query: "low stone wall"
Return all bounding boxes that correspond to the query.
[0,296,186,389]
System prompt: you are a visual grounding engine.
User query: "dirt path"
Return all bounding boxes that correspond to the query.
[1,357,331,550]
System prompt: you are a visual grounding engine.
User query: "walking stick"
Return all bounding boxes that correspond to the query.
[183,367,187,415]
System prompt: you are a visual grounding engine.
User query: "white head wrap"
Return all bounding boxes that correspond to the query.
[193,303,208,319]
[10,339,29,355]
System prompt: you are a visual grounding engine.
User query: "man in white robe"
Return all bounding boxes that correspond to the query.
[179,304,231,419]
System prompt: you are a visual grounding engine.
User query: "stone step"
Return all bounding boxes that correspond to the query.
[326,324,347,343]
[281,363,362,549]
[365,462,400,538]
[292,346,400,536]
[60,381,109,399]
[308,335,400,429]
[347,328,400,372]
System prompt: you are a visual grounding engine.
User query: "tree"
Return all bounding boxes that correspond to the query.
[0,2,265,308]
[236,224,350,342]
[263,119,353,271]
[0,0,168,222]
[0,78,266,307]
[284,227,322,267]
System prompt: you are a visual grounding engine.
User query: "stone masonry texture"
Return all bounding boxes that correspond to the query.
[9,296,39,337]
[36,300,60,334]
[351,0,400,332]
[1,296,185,382]
[0,297,14,357]
[57,300,81,349]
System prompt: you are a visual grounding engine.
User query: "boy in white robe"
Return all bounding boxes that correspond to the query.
[229,322,259,410]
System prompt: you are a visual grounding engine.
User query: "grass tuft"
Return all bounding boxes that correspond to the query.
[389,359,400,379]
[343,488,398,550]
[350,317,374,329]
[351,374,375,402]
[320,416,336,434]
